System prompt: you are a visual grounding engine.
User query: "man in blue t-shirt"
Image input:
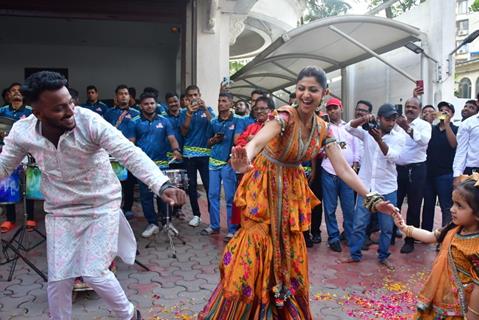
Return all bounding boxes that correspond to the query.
[180,85,215,227]
[104,85,140,219]
[200,92,241,242]
[0,82,36,233]
[163,92,187,220]
[80,85,108,116]
[164,92,184,166]
[133,92,182,238]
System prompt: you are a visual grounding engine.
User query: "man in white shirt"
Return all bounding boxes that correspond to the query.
[453,113,479,179]
[321,98,360,252]
[460,99,478,122]
[0,71,186,319]
[344,104,405,269]
[395,97,432,254]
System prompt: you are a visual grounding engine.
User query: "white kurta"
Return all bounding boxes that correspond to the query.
[0,107,169,281]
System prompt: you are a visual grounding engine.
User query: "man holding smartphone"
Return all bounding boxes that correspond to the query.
[395,97,432,254]
[180,85,215,227]
[201,92,241,242]
[422,101,457,232]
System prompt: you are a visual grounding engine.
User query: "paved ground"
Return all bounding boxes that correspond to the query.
[0,190,439,320]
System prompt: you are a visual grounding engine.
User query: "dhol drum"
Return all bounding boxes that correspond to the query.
[0,166,21,204]
[110,157,128,181]
[0,116,14,144]
[162,169,188,189]
[25,164,44,200]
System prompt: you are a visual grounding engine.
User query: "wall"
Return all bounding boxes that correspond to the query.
[193,2,231,111]
[0,43,178,103]
[0,16,180,103]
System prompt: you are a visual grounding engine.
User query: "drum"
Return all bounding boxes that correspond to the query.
[0,116,14,144]
[25,164,44,200]
[110,158,128,181]
[162,169,188,189]
[0,166,21,204]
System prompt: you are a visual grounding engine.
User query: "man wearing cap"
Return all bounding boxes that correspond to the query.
[344,104,405,269]
[395,97,432,254]
[422,102,457,232]
[321,98,360,252]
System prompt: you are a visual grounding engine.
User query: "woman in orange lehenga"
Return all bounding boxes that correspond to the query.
[198,66,397,320]
[393,175,479,320]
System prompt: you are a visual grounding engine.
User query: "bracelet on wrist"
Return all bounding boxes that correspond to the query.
[403,225,415,238]
[159,181,175,196]
[363,192,385,213]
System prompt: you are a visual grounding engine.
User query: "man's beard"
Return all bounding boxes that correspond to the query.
[143,110,155,116]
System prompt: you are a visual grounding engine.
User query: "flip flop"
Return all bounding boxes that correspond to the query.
[0,221,16,233]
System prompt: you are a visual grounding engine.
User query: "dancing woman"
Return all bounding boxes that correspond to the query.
[198,66,397,319]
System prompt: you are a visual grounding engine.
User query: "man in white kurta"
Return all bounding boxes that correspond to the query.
[0,71,185,320]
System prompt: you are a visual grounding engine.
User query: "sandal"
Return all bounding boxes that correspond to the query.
[0,221,16,233]
[26,220,37,231]
[131,308,142,320]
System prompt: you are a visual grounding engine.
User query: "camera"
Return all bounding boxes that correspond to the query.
[362,119,379,131]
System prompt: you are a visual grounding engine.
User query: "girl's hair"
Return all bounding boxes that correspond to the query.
[296,66,328,89]
[437,178,479,243]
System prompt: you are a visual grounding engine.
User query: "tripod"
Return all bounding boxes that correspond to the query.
[1,163,47,281]
[145,200,186,259]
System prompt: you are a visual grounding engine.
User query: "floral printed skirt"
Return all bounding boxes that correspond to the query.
[198,219,312,320]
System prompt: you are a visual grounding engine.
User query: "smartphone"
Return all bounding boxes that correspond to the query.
[435,111,447,121]
[395,104,403,116]
[416,80,424,93]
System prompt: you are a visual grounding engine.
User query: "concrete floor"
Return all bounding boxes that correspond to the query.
[0,191,439,319]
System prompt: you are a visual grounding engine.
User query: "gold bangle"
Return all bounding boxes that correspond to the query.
[469,306,479,316]
[404,225,415,238]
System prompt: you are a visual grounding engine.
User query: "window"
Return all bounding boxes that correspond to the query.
[458,77,472,98]
[475,78,479,98]
[457,19,469,36]
[457,0,469,14]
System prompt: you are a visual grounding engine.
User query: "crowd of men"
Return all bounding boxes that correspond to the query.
[1,81,479,269]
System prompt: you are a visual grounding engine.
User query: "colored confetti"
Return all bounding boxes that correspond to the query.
[311,267,429,319]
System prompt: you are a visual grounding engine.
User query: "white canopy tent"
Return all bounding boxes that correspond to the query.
[229,15,426,109]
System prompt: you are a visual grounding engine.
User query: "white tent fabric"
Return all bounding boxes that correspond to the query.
[229,15,423,100]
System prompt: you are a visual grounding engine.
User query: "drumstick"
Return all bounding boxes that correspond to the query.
[168,158,176,165]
